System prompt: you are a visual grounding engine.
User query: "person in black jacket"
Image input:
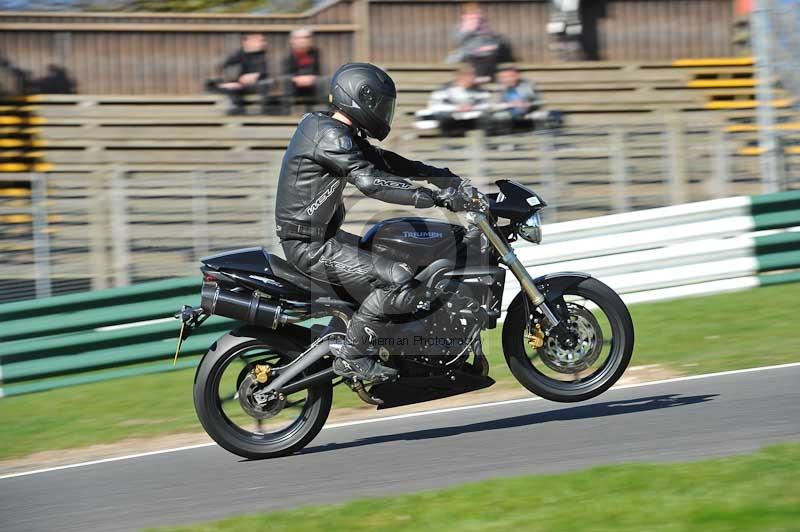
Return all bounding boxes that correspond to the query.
[280,28,326,112]
[275,63,464,383]
[449,2,514,82]
[211,33,274,115]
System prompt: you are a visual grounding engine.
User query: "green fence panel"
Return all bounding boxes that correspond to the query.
[1,358,200,398]
[1,328,229,383]
[756,249,800,273]
[1,294,202,342]
[754,231,800,255]
[750,190,800,215]
[752,208,800,231]
[2,315,233,364]
[758,270,800,286]
[0,277,200,323]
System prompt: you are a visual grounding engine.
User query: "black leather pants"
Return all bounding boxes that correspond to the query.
[282,230,419,360]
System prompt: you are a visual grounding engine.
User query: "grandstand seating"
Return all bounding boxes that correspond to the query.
[1,58,797,301]
[0,59,794,171]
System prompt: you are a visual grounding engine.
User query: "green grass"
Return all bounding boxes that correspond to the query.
[149,443,800,532]
[2,283,800,461]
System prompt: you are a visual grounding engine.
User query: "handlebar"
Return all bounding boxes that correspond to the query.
[457,181,491,214]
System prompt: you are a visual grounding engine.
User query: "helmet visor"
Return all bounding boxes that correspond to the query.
[372,93,396,128]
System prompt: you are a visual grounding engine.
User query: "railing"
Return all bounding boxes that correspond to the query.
[506,190,800,307]
[765,0,800,104]
[3,190,799,398]
[748,0,799,192]
[4,117,799,303]
[0,278,235,397]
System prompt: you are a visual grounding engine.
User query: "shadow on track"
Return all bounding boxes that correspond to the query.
[299,393,718,456]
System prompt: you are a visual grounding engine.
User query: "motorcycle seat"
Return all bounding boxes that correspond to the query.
[268,253,363,304]
[267,253,332,296]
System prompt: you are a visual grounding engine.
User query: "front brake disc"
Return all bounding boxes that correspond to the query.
[537,303,603,374]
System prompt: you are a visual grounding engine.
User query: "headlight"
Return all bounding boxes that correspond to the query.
[519,212,542,244]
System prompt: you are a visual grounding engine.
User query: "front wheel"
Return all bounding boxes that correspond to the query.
[503,277,634,402]
[194,326,332,459]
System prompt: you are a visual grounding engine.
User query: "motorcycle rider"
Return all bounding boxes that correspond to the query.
[275,62,464,383]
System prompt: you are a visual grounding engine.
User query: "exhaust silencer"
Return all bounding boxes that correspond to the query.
[201,282,283,329]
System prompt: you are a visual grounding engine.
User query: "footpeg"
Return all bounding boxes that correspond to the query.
[350,380,383,406]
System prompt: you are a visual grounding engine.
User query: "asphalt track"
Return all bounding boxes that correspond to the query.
[2,364,799,531]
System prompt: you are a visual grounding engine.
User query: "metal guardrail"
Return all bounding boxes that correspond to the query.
[2,190,799,398]
[0,278,234,397]
[507,189,800,306]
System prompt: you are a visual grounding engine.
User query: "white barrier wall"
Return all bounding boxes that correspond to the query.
[501,194,800,309]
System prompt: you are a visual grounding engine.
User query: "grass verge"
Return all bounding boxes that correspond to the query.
[148,443,800,532]
[2,283,800,461]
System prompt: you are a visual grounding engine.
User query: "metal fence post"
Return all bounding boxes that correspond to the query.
[710,125,731,199]
[110,168,130,287]
[752,0,781,193]
[609,128,629,213]
[665,115,688,205]
[88,171,108,290]
[469,129,487,181]
[191,170,209,260]
[30,173,52,298]
[353,0,372,61]
[537,131,558,221]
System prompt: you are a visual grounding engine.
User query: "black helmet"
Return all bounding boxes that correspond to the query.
[329,62,396,141]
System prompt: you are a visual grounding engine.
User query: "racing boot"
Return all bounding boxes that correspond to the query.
[332,353,398,383]
[333,316,398,382]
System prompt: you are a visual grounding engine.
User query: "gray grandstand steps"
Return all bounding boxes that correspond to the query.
[39,125,298,140]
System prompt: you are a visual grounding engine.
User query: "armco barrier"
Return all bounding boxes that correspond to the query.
[0,278,235,397]
[1,190,799,398]
[506,189,800,308]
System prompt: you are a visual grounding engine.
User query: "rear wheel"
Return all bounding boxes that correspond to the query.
[194,327,332,459]
[503,277,634,402]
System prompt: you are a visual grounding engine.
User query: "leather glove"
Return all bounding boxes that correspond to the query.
[434,187,466,212]
[412,187,437,208]
[440,168,462,189]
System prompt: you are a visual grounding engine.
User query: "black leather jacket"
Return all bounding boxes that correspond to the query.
[275,112,460,241]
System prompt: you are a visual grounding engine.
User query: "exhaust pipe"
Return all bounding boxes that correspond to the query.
[201,282,283,329]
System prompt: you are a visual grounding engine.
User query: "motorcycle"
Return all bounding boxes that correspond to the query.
[176,179,634,459]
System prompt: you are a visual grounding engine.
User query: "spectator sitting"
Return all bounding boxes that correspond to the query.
[207,33,275,115]
[280,28,326,113]
[415,66,491,136]
[488,65,563,134]
[449,2,514,83]
[34,64,77,94]
[0,55,28,95]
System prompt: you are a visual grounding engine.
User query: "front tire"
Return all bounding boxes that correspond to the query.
[503,277,634,402]
[194,326,332,459]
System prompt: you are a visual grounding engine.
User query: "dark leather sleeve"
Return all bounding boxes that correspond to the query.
[281,53,294,76]
[317,129,436,208]
[311,48,322,76]
[370,146,462,190]
[220,50,241,70]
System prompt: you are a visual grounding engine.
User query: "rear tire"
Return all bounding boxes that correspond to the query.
[194,326,332,459]
[503,277,634,402]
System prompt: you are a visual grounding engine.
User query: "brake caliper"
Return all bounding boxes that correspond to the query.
[253,364,271,384]
[527,322,545,349]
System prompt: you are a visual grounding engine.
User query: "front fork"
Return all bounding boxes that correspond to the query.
[469,212,565,331]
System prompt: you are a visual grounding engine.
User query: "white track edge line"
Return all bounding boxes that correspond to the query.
[2,361,799,481]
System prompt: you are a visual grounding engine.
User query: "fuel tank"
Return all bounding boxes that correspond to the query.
[360,217,476,268]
